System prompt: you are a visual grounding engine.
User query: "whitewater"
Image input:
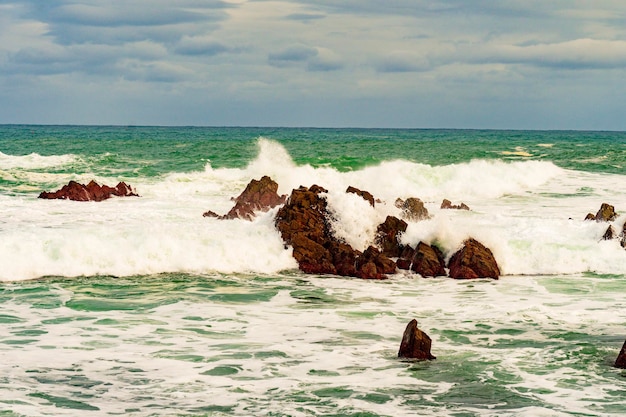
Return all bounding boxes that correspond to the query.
[1,126,626,416]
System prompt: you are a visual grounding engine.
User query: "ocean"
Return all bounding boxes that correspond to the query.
[1,125,626,416]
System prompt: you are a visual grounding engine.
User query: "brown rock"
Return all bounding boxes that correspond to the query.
[275,185,395,279]
[585,203,617,222]
[448,238,500,279]
[398,319,436,360]
[615,340,626,368]
[603,225,616,240]
[213,176,287,220]
[346,186,375,207]
[411,242,446,277]
[375,216,408,258]
[39,180,138,201]
[441,199,470,210]
[396,197,430,221]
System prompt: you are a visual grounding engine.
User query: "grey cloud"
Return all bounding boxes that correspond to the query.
[268,45,318,65]
[175,38,231,56]
[285,13,326,22]
[376,52,430,73]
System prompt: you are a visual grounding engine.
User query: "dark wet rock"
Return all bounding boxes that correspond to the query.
[585,203,617,222]
[396,197,430,221]
[398,319,436,360]
[275,185,396,279]
[38,180,138,202]
[346,186,375,207]
[602,225,616,241]
[410,242,446,278]
[375,216,408,258]
[448,238,500,280]
[205,176,287,221]
[615,340,626,368]
[441,199,470,210]
[355,246,397,280]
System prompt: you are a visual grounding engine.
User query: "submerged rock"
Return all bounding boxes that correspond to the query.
[398,319,436,360]
[39,180,138,201]
[448,238,500,279]
[615,340,626,368]
[204,175,287,221]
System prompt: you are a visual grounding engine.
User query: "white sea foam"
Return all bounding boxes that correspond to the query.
[2,139,626,281]
[0,151,77,169]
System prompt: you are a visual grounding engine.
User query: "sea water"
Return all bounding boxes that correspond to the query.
[1,126,626,416]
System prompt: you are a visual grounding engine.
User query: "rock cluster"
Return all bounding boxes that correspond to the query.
[585,203,617,222]
[203,175,287,220]
[275,185,395,279]
[38,180,138,201]
[441,199,470,210]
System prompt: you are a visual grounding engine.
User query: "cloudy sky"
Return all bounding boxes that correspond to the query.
[1,1,626,129]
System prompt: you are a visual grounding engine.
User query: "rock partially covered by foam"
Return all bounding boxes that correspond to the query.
[585,203,617,222]
[441,199,470,210]
[204,175,287,221]
[375,215,408,258]
[398,319,436,360]
[275,185,396,279]
[39,180,138,201]
[396,197,430,221]
[397,242,446,278]
[448,238,500,280]
[346,185,375,207]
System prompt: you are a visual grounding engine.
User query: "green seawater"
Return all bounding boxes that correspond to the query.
[2,125,626,416]
[2,125,626,179]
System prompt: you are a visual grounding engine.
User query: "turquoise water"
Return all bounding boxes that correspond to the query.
[1,126,626,416]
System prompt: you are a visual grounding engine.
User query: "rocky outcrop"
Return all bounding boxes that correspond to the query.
[38,180,138,201]
[204,176,287,221]
[396,197,430,221]
[585,203,617,222]
[441,199,470,210]
[275,185,396,279]
[346,186,375,207]
[398,319,436,360]
[615,340,626,368]
[603,225,616,241]
[448,238,500,279]
[397,242,446,278]
[375,216,408,258]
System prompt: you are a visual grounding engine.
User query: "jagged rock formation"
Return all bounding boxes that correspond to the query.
[346,186,375,207]
[38,180,138,201]
[585,203,617,222]
[275,185,396,279]
[397,241,446,278]
[396,197,430,221]
[441,199,470,210]
[398,319,436,360]
[203,175,287,220]
[448,238,500,279]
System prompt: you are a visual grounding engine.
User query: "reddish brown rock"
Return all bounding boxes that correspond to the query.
[603,225,616,241]
[346,186,375,207]
[615,340,626,368]
[411,242,446,277]
[448,238,500,280]
[275,185,395,279]
[441,199,470,210]
[398,319,436,360]
[585,203,617,222]
[396,197,430,221]
[206,176,287,221]
[375,216,408,258]
[39,180,138,201]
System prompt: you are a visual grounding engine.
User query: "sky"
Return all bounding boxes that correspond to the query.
[1,0,626,129]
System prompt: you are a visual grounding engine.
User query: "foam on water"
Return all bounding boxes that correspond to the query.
[2,138,626,281]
